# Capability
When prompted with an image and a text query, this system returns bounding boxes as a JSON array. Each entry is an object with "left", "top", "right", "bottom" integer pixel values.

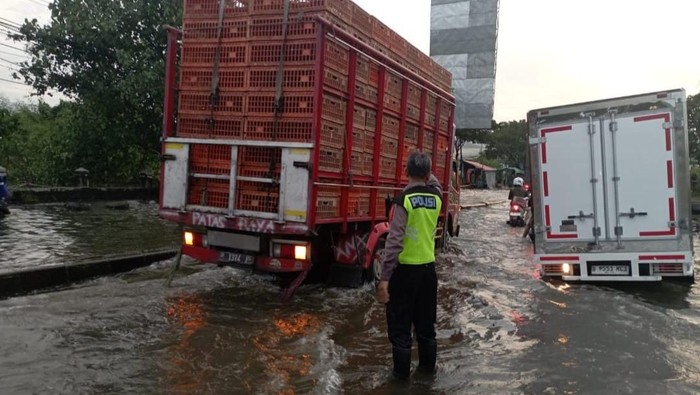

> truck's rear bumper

[
  {"left": 537, "top": 251, "right": 694, "bottom": 281},
  {"left": 182, "top": 245, "right": 312, "bottom": 273}
]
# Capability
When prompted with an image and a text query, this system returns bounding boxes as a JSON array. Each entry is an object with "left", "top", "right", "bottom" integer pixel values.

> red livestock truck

[{"left": 159, "top": 0, "right": 460, "bottom": 296}]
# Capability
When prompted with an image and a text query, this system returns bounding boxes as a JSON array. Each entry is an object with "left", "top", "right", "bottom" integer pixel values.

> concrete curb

[
  {"left": 9, "top": 186, "right": 159, "bottom": 205},
  {"left": 0, "top": 249, "right": 177, "bottom": 299}
]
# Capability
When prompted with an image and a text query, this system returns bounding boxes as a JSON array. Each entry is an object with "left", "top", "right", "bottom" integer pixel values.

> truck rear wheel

[
  {"left": 364, "top": 237, "right": 386, "bottom": 286},
  {"left": 436, "top": 220, "right": 450, "bottom": 251}
]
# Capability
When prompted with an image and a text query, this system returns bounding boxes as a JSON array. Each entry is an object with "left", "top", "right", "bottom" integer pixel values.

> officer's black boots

[
  {"left": 391, "top": 346, "right": 412, "bottom": 380},
  {"left": 417, "top": 340, "right": 437, "bottom": 374}
]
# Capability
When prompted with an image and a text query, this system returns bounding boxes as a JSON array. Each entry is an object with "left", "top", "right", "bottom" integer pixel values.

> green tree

[
  {"left": 11, "top": 0, "right": 181, "bottom": 184},
  {"left": 0, "top": 99, "right": 77, "bottom": 185},
  {"left": 688, "top": 92, "right": 700, "bottom": 166},
  {"left": 0, "top": 98, "right": 20, "bottom": 142},
  {"left": 455, "top": 121, "right": 495, "bottom": 146},
  {"left": 482, "top": 120, "right": 528, "bottom": 168},
  {"left": 454, "top": 121, "right": 496, "bottom": 164}
]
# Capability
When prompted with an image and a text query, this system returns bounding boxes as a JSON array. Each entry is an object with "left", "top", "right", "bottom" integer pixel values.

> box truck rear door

[
  {"left": 538, "top": 120, "right": 605, "bottom": 241},
  {"left": 605, "top": 112, "right": 677, "bottom": 239}
]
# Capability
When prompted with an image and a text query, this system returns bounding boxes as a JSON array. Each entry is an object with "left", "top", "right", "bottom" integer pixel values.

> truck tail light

[
  {"left": 272, "top": 241, "right": 310, "bottom": 260},
  {"left": 184, "top": 231, "right": 204, "bottom": 247},
  {"left": 294, "top": 245, "right": 308, "bottom": 260},
  {"left": 562, "top": 263, "right": 571, "bottom": 274}
]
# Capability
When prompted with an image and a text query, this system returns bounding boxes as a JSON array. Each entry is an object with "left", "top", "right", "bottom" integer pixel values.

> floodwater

[
  {"left": 0, "top": 191, "right": 699, "bottom": 394},
  {"left": 0, "top": 200, "right": 179, "bottom": 273}
]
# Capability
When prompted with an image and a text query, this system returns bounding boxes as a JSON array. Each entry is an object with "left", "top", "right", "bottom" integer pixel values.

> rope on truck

[
  {"left": 264, "top": 0, "right": 291, "bottom": 213},
  {"left": 268, "top": 0, "right": 291, "bottom": 170},
  {"left": 199, "top": 0, "right": 228, "bottom": 206}
]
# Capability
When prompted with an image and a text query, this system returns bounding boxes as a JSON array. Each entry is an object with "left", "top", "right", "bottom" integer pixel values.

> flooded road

[
  {"left": 0, "top": 201, "right": 179, "bottom": 273},
  {"left": 0, "top": 191, "right": 699, "bottom": 394}
]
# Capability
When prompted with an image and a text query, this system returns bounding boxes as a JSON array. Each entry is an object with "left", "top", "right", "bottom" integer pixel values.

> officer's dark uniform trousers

[{"left": 387, "top": 262, "right": 438, "bottom": 368}]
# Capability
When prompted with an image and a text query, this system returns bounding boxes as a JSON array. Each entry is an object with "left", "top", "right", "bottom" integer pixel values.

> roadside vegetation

[{"left": 0, "top": 0, "right": 181, "bottom": 186}]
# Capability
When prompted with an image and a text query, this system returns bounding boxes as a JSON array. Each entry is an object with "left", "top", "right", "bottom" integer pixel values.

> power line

[
  {"left": 0, "top": 29, "right": 19, "bottom": 37},
  {"left": 0, "top": 63, "right": 19, "bottom": 72},
  {"left": 0, "top": 22, "right": 20, "bottom": 32},
  {"left": 0, "top": 17, "right": 21, "bottom": 28},
  {"left": 0, "top": 50, "right": 27, "bottom": 58},
  {"left": 0, "top": 77, "right": 59, "bottom": 95},
  {"left": 0, "top": 57, "right": 20, "bottom": 66},
  {"left": 0, "top": 77, "right": 25, "bottom": 86},
  {"left": 0, "top": 42, "right": 27, "bottom": 53},
  {"left": 26, "top": 0, "right": 50, "bottom": 7}
]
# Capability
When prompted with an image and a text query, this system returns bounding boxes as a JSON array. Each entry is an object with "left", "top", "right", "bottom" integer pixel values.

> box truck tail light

[
  {"left": 272, "top": 242, "right": 310, "bottom": 260},
  {"left": 653, "top": 263, "right": 683, "bottom": 274},
  {"left": 542, "top": 263, "right": 579, "bottom": 275},
  {"left": 542, "top": 264, "right": 563, "bottom": 274}
]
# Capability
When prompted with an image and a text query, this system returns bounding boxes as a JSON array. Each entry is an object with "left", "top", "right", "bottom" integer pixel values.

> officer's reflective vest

[{"left": 394, "top": 185, "right": 443, "bottom": 265}]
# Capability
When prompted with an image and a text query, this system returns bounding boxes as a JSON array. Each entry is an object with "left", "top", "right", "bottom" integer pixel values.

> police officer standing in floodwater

[{"left": 376, "top": 152, "right": 443, "bottom": 380}]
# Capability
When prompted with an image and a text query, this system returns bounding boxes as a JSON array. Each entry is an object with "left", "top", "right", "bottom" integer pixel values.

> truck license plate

[
  {"left": 591, "top": 265, "right": 629, "bottom": 275},
  {"left": 219, "top": 251, "right": 255, "bottom": 265}
]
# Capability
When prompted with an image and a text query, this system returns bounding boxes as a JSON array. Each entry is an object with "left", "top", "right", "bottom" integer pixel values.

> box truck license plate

[
  {"left": 219, "top": 251, "right": 254, "bottom": 265},
  {"left": 591, "top": 265, "right": 629, "bottom": 275}
]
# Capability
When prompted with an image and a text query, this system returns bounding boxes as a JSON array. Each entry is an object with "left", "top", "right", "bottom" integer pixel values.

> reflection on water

[
  {"left": 163, "top": 292, "right": 208, "bottom": 395},
  {"left": 152, "top": 278, "right": 349, "bottom": 395},
  {"left": 0, "top": 201, "right": 179, "bottom": 273},
  {"left": 251, "top": 312, "right": 321, "bottom": 394}
]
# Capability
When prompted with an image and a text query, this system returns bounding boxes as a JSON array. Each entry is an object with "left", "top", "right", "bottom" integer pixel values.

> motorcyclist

[
  {"left": 508, "top": 177, "right": 528, "bottom": 201},
  {"left": 506, "top": 177, "right": 529, "bottom": 227}
]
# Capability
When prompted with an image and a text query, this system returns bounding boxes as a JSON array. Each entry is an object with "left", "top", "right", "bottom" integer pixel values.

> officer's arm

[{"left": 427, "top": 173, "right": 442, "bottom": 195}]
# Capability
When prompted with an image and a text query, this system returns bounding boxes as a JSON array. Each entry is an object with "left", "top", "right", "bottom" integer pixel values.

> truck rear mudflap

[{"left": 537, "top": 251, "right": 694, "bottom": 281}]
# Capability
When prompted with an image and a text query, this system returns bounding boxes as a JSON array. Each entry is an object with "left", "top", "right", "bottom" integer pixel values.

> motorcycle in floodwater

[{"left": 506, "top": 196, "right": 529, "bottom": 227}]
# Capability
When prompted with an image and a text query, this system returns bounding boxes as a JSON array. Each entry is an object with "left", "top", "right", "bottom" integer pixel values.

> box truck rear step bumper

[
  {"left": 538, "top": 252, "right": 693, "bottom": 281},
  {"left": 562, "top": 275, "right": 662, "bottom": 282}
]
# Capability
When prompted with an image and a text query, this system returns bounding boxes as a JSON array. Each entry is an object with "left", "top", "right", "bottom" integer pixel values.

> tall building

[{"left": 430, "top": 0, "right": 499, "bottom": 130}]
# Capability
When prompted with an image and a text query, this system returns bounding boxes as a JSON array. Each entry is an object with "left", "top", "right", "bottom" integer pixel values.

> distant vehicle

[
  {"left": 0, "top": 166, "right": 10, "bottom": 216},
  {"left": 527, "top": 89, "right": 694, "bottom": 282},
  {"left": 157, "top": 1, "right": 460, "bottom": 295}
]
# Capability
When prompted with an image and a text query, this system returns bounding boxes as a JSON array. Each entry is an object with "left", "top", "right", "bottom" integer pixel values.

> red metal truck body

[{"left": 159, "top": 0, "right": 459, "bottom": 287}]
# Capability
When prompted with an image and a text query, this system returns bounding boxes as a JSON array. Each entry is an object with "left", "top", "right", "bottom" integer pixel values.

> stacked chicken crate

[{"left": 177, "top": 0, "right": 454, "bottom": 221}]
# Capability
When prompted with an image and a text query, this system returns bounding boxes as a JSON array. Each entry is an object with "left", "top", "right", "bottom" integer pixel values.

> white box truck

[{"left": 527, "top": 89, "right": 694, "bottom": 282}]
